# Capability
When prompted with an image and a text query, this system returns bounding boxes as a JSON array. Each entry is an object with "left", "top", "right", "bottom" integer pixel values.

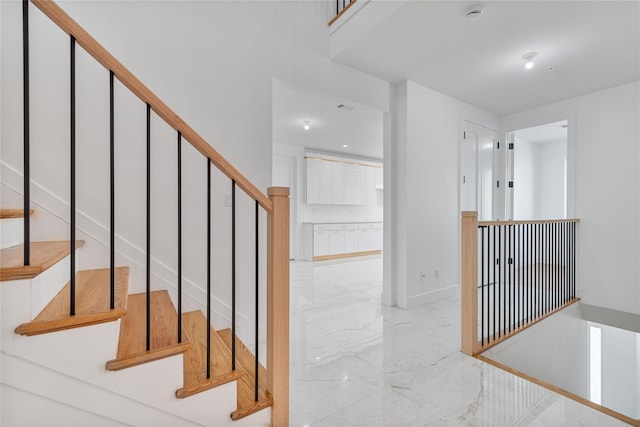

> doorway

[
  {"left": 461, "top": 122, "right": 498, "bottom": 221},
  {"left": 507, "top": 120, "right": 568, "bottom": 220}
]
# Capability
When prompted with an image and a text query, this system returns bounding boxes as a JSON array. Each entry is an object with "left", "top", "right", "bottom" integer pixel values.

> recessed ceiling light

[
  {"left": 343, "top": 144, "right": 349, "bottom": 148},
  {"left": 465, "top": 4, "right": 484, "bottom": 19},
  {"left": 522, "top": 52, "right": 537, "bottom": 70},
  {"left": 303, "top": 120, "right": 310, "bottom": 130}
]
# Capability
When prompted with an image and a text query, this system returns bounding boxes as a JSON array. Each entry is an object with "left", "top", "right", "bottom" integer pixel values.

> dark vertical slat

[
  {"left": 206, "top": 159, "right": 211, "bottom": 379},
  {"left": 177, "top": 132, "right": 182, "bottom": 343},
  {"left": 506, "top": 225, "right": 510, "bottom": 332},
  {"left": 109, "top": 70, "right": 115, "bottom": 310},
  {"left": 254, "top": 200, "right": 259, "bottom": 402},
  {"left": 492, "top": 225, "right": 496, "bottom": 341},
  {"left": 572, "top": 222, "right": 576, "bottom": 298},
  {"left": 231, "top": 180, "right": 236, "bottom": 370},
  {"left": 498, "top": 225, "right": 502, "bottom": 337},
  {"left": 336, "top": 0, "right": 339, "bottom": 16},
  {"left": 146, "top": 103, "right": 151, "bottom": 352},
  {"left": 70, "top": 35, "right": 76, "bottom": 316},
  {"left": 22, "top": 0, "right": 30, "bottom": 266},
  {"left": 480, "top": 227, "right": 484, "bottom": 346}
]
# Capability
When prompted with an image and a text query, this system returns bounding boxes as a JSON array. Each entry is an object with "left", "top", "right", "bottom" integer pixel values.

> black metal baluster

[
  {"left": 506, "top": 225, "right": 510, "bottom": 332},
  {"left": 23, "top": 0, "right": 30, "bottom": 266},
  {"left": 109, "top": 71, "right": 115, "bottom": 310},
  {"left": 146, "top": 103, "right": 151, "bottom": 351},
  {"left": 519, "top": 224, "right": 523, "bottom": 328},
  {"left": 177, "top": 132, "right": 182, "bottom": 343},
  {"left": 572, "top": 222, "right": 576, "bottom": 299},
  {"left": 492, "top": 225, "right": 496, "bottom": 341},
  {"left": 480, "top": 227, "right": 484, "bottom": 346},
  {"left": 206, "top": 159, "right": 211, "bottom": 379},
  {"left": 254, "top": 200, "right": 259, "bottom": 402},
  {"left": 498, "top": 225, "right": 502, "bottom": 337},
  {"left": 232, "top": 180, "right": 236, "bottom": 370},
  {"left": 70, "top": 35, "right": 76, "bottom": 316}
]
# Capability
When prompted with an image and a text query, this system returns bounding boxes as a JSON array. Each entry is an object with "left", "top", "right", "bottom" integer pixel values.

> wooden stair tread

[
  {"left": 0, "top": 208, "right": 34, "bottom": 219},
  {"left": 106, "top": 290, "right": 190, "bottom": 371},
  {"left": 175, "top": 311, "right": 243, "bottom": 398},
  {"left": 218, "top": 328, "right": 272, "bottom": 420},
  {"left": 15, "top": 267, "right": 129, "bottom": 336},
  {"left": 0, "top": 241, "right": 85, "bottom": 281}
]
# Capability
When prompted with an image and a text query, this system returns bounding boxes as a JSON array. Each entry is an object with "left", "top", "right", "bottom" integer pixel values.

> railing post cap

[
  {"left": 268, "top": 187, "right": 290, "bottom": 197},
  {"left": 462, "top": 211, "right": 478, "bottom": 218}
]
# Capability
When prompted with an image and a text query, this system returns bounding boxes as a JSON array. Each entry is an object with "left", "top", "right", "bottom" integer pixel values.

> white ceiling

[
  {"left": 273, "top": 83, "right": 384, "bottom": 159},
  {"left": 333, "top": 1, "right": 640, "bottom": 116},
  {"left": 514, "top": 120, "right": 567, "bottom": 144}
]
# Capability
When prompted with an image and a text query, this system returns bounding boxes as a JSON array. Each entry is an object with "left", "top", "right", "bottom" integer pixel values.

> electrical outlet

[{"left": 420, "top": 272, "right": 426, "bottom": 281}]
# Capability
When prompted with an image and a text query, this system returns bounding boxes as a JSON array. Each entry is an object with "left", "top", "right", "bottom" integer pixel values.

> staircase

[
  {"left": 1, "top": 207, "right": 275, "bottom": 426},
  {"left": 1, "top": 1, "right": 289, "bottom": 426}
]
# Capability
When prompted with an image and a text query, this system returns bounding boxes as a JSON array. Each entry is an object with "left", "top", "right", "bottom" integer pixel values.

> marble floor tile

[{"left": 289, "top": 256, "right": 626, "bottom": 427}]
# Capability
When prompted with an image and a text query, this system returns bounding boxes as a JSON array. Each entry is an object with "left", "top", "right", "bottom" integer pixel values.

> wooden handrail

[
  {"left": 478, "top": 218, "right": 580, "bottom": 226},
  {"left": 328, "top": 0, "right": 357, "bottom": 26},
  {"left": 30, "top": 0, "right": 272, "bottom": 212}
]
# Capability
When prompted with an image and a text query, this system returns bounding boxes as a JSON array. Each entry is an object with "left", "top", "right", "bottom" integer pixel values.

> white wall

[
  {"left": 1, "top": 0, "right": 389, "bottom": 342},
  {"left": 391, "top": 81, "right": 499, "bottom": 308},
  {"left": 502, "top": 81, "right": 640, "bottom": 315}
]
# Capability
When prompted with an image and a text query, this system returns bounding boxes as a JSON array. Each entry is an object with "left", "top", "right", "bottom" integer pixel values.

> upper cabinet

[{"left": 306, "top": 152, "right": 382, "bottom": 205}]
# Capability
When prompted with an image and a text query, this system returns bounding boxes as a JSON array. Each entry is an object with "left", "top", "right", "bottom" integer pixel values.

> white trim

[{"left": 407, "top": 284, "right": 460, "bottom": 309}]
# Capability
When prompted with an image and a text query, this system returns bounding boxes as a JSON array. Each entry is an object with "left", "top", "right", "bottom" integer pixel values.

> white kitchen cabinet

[
  {"left": 313, "top": 225, "right": 331, "bottom": 257},
  {"left": 343, "top": 164, "right": 359, "bottom": 205},
  {"left": 329, "top": 226, "right": 345, "bottom": 254},
  {"left": 332, "top": 162, "right": 344, "bottom": 204},
  {"left": 304, "top": 222, "right": 382, "bottom": 260},
  {"left": 306, "top": 158, "right": 321, "bottom": 204},
  {"left": 345, "top": 227, "right": 359, "bottom": 253},
  {"left": 319, "top": 160, "right": 333, "bottom": 204},
  {"left": 306, "top": 154, "right": 382, "bottom": 206}
]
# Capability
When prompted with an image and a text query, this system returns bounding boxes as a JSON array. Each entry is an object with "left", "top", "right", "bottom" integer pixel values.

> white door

[
  {"left": 273, "top": 154, "right": 296, "bottom": 259},
  {"left": 461, "top": 124, "right": 497, "bottom": 221}
]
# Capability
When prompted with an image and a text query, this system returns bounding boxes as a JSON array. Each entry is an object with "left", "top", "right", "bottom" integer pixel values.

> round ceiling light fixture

[
  {"left": 465, "top": 4, "right": 484, "bottom": 19},
  {"left": 303, "top": 120, "right": 310, "bottom": 130},
  {"left": 522, "top": 52, "right": 537, "bottom": 70}
]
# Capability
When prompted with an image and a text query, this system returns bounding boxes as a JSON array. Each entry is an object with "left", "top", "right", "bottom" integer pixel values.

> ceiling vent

[
  {"left": 465, "top": 4, "right": 484, "bottom": 19},
  {"left": 337, "top": 104, "right": 355, "bottom": 111}
]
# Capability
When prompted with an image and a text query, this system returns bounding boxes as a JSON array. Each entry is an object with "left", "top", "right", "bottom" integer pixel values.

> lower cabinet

[{"left": 304, "top": 222, "right": 382, "bottom": 261}]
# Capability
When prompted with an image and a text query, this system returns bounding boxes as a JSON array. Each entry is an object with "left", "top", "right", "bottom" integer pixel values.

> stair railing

[
  {"left": 21, "top": 1, "right": 289, "bottom": 424},
  {"left": 461, "top": 211, "right": 580, "bottom": 356},
  {"left": 328, "top": 0, "right": 356, "bottom": 26}
]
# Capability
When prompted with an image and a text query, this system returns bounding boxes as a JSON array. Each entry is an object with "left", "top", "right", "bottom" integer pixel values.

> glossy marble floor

[{"left": 289, "top": 256, "right": 627, "bottom": 426}]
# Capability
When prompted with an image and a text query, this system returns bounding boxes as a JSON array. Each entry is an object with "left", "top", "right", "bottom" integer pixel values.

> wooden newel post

[
  {"left": 461, "top": 211, "right": 478, "bottom": 356},
  {"left": 267, "top": 187, "right": 290, "bottom": 427}
]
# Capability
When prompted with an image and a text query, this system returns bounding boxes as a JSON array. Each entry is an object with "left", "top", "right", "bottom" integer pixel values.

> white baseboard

[{"left": 407, "top": 284, "right": 460, "bottom": 309}]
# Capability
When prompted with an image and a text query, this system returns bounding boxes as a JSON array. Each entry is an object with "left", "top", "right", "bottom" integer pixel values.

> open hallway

[{"left": 290, "top": 256, "right": 627, "bottom": 426}]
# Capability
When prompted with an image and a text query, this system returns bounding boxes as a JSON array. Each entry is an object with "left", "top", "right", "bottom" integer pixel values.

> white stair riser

[{"left": 1, "top": 218, "right": 24, "bottom": 250}]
